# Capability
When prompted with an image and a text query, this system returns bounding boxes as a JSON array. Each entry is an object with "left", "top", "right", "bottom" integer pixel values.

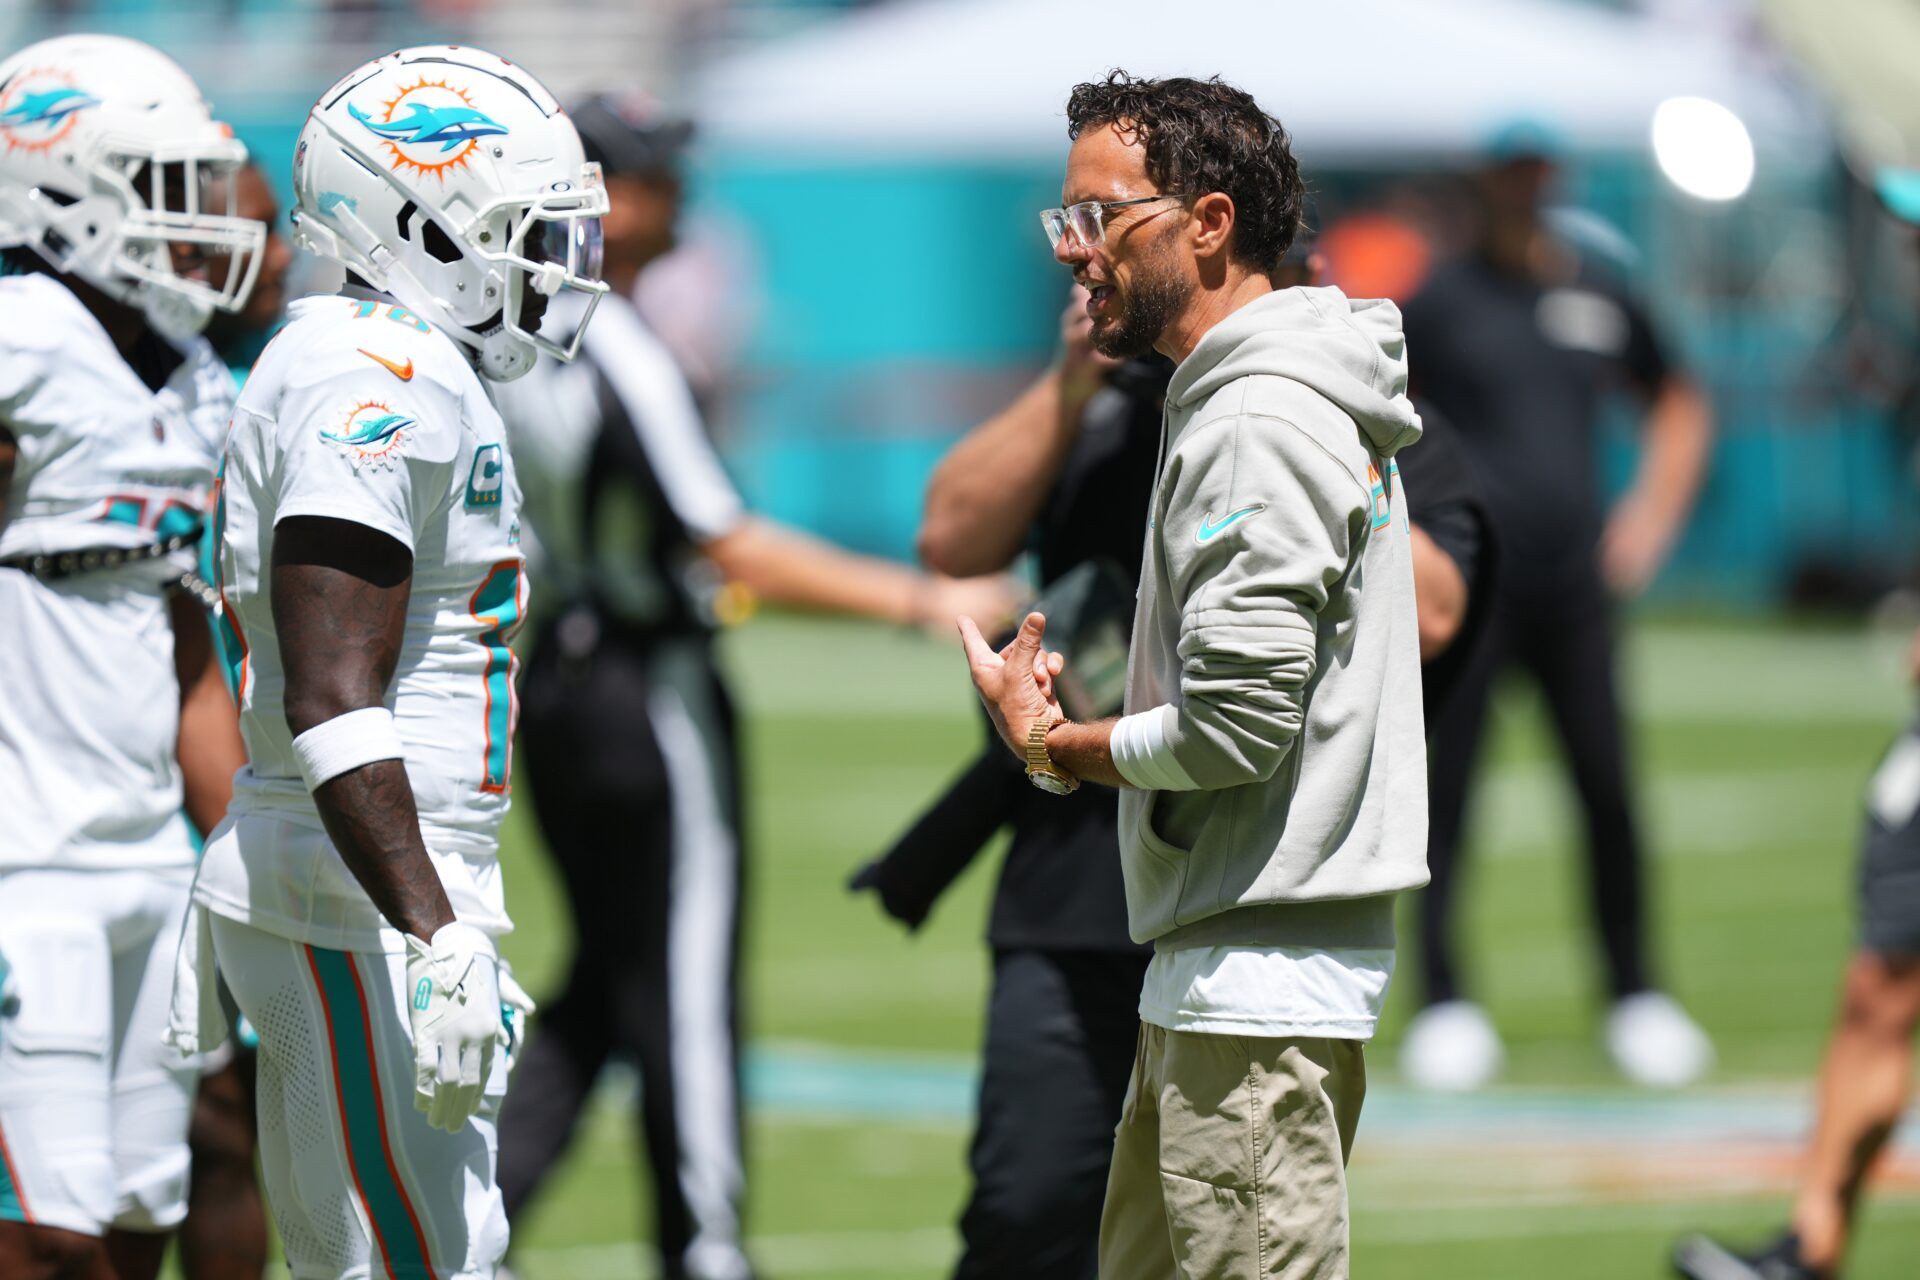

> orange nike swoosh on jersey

[{"left": 357, "top": 348, "right": 414, "bottom": 381}]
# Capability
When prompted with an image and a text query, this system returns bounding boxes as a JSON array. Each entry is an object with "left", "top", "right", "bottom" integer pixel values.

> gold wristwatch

[{"left": 1025, "top": 718, "right": 1078, "bottom": 795}]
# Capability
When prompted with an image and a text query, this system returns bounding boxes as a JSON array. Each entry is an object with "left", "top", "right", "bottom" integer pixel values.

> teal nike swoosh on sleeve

[{"left": 1195, "top": 504, "right": 1267, "bottom": 543}]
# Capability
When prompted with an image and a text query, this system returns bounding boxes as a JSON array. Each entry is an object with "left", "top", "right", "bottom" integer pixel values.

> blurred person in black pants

[
  {"left": 1399, "top": 126, "right": 1716, "bottom": 1092},
  {"left": 488, "top": 97, "right": 1011, "bottom": 1280},
  {"left": 866, "top": 227, "right": 1492, "bottom": 1279}
]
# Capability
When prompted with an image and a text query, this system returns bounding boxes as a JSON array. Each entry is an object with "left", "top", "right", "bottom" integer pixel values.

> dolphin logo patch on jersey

[{"left": 322, "top": 400, "right": 414, "bottom": 470}]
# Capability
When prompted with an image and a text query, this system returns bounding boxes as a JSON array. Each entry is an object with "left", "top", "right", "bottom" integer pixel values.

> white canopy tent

[{"left": 695, "top": 0, "right": 1816, "bottom": 167}]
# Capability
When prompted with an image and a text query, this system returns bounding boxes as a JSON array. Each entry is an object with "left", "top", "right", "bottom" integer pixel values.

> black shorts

[{"left": 1858, "top": 721, "right": 1920, "bottom": 957}]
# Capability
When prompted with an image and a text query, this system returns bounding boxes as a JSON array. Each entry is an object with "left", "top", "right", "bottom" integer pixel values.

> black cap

[{"left": 570, "top": 92, "right": 694, "bottom": 179}]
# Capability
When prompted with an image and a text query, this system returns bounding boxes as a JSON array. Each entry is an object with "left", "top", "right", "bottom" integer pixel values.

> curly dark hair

[{"left": 1066, "top": 71, "right": 1304, "bottom": 277}]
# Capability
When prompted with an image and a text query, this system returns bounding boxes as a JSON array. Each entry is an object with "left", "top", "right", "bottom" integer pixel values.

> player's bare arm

[
  {"left": 272, "top": 513, "right": 455, "bottom": 941},
  {"left": 169, "top": 589, "right": 245, "bottom": 835}
]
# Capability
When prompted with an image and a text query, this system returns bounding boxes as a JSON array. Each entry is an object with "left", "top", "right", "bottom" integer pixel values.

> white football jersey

[
  {"left": 192, "top": 291, "right": 526, "bottom": 947},
  {"left": 0, "top": 273, "right": 232, "bottom": 870}
]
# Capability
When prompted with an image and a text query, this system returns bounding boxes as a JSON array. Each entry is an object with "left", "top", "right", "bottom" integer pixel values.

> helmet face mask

[
  {"left": 110, "top": 147, "right": 266, "bottom": 335},
  {"left": 0, "top": 35, "right": 267, "bottom": 339},
  {"left": 482, "top": 174, "right": 609, "bottom": 368},
  {"left": 291, "top": 46, "right": 609, "bottom": 381}
]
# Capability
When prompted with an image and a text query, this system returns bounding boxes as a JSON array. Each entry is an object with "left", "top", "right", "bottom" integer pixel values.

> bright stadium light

[{"left": 1651, "top": 96, "right": 1755, "bottom": 202}]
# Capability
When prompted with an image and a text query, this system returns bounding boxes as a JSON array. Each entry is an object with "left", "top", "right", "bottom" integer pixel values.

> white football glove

[{"left": 404, "top": 922, "right": 501, "bottom": 1134}]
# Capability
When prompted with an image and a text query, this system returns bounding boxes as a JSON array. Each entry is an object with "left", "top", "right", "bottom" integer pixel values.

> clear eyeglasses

[{"left": 1038, "top": 195, "right": 1184, "bottom": 249}]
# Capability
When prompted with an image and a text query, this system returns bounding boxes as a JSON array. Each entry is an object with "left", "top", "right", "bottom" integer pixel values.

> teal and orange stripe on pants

[
  {"left": 304, "top": 945, "right": 438, "bottom": 1280},
  {"left": 0, "top": 1120, "right": 31, "bottom": 1223}
]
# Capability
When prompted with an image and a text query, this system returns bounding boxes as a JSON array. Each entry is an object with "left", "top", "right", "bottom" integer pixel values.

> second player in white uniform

[
  {"left": 0, "top": 33, "right": 263, "bottom": 1280},
  {"left": 168, "top": 44, "right": 607, "bottom": 1279}
]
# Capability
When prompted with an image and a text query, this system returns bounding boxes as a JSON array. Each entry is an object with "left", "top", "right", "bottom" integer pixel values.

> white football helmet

[
  {"left": 292, "top": 45, "right": 609, "bottom": 382},
  {"left": 0, "top": 33, "right": 265, "bottom": 340}
]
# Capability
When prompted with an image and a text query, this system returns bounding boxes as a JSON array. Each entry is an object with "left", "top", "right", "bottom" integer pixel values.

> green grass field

[
  {"left": 489, "top": 612, "right": 1920, "bottom": 1279},
  {"left": 235, "top": 612, "right": 1920, "bottom": 1278}
]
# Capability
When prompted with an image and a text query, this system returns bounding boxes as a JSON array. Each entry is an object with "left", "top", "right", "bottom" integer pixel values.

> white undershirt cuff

[{"left": 1109, "top": 705, "right": 1199, "bottom": 792}]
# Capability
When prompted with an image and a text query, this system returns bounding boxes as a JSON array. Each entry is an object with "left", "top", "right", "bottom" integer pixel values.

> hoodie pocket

[{"left": 1125, "top": 791, "right": 1191, "bottom": 933}]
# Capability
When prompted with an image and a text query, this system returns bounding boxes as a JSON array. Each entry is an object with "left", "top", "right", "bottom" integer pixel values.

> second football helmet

[{"left": 0, "top": 33, "right": 266, "bottom": 339}]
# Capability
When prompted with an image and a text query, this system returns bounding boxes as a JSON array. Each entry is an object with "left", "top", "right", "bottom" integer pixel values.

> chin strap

[
  {"left": 479, "top": 324, "right": 536, "bottom": 382},
  {"left": 140, "top": 283, "right": 213, "bottom": 341}
]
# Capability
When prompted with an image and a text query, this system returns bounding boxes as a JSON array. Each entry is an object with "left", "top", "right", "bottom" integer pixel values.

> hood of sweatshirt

[{"left": 1165, "top": 285, "right": 1423, "bottom": 457}]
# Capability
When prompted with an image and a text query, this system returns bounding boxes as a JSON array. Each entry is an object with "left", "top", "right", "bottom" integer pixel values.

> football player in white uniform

[
  {"left": 167, "top": 45, "right": 606, "bottom": 1279},
  {"left": 0, "top": 32, "right": 264, "bottom": 1280}
]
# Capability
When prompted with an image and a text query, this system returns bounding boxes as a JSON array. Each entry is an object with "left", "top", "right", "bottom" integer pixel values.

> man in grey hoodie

[{"left": 960, "top": 73, "right": 1426, "bottom": 1277}]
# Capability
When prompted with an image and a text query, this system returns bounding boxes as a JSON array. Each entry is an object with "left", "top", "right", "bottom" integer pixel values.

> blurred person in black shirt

[
  {"left": 1399, "top": 127, "right": 1716, "bottom": 1092},
  {"left": 861, "top": 222, "right": 1492, "bottom": 1279}
]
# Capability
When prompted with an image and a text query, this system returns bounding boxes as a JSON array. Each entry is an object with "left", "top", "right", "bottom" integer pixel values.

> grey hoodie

[{"left": 1109, "top": 285, "right": 1429, "bottom": 952}]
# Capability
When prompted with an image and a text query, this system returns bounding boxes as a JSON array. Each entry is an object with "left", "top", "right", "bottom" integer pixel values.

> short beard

[{"left": 1091, "top": 241, "right": 1190, "bottom": 359}]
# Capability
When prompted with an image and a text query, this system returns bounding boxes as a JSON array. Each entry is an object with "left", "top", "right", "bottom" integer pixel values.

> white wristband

[{"left": 292, "top": 707, "right": 405, "bottom": 790}]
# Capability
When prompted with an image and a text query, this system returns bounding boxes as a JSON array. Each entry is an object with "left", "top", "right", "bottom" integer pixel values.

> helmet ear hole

[
  {"left": 421, "top": 217, "right": 461, "bottom": 265},
  {"left": 393, "top": 200, "right": 462, "bottom": 264}
]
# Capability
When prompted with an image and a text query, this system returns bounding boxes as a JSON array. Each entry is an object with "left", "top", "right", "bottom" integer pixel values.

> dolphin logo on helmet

[
  {"left": 348, "top": 101, "right": 507, "bottom": 153},
  {"left": 0, "top": 86, "right": 99, "bottom": 128}
]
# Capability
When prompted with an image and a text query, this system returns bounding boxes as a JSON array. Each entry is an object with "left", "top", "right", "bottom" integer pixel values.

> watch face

[{"left": 1028, "top": 770, "right": 1074, "bottom": 795}]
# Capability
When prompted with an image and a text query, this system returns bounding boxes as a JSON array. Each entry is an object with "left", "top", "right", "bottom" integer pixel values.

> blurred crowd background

[{"left": 5, "top": 0, "right": 1918, "bottom": 613}]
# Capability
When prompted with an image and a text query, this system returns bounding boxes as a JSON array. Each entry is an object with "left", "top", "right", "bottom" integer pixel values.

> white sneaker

[
  {"left": 1606, "top": 991, "right": 1714, "bottom": 1088},
  {"left": 1399, "top": 1000, "right": 1504, "bottom": 1092}
]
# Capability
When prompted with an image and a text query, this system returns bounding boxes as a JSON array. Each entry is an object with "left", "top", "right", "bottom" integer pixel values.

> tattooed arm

[{"left": 271, "top": 514, "right": 454, "bottom": 940}]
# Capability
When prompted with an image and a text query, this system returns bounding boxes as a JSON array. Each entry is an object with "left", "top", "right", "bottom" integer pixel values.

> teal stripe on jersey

[
  {"left": 470, "top": 562, "right": 522, "bottom": 792},
  {"left": 0, "top": 1123, "right": 29, "bottom": 1223},
  {"left": 306, "top": 947, "right": 438, "bottom": 1279}
]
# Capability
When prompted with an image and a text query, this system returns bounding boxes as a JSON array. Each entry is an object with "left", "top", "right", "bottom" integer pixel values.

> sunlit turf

[
  {"left": 173, "top": 612, "right": 1920, "bottom": 1277},
  {"left": 504, "top": 612, "right": 1920, "bottom": 1278}
]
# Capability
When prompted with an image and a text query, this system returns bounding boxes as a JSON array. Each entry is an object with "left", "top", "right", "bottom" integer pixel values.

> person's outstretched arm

[
  {"left": 917, "top": 287, "right": 1115, "bottom": 576},
  {"left": 703, "top": 516, "right": 1014, "bottom": 632}
]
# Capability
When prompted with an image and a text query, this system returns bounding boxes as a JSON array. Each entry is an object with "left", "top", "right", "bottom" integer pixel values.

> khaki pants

[{"left": 1098, "top": 1024, "right": 1366, "bottom": 1280}]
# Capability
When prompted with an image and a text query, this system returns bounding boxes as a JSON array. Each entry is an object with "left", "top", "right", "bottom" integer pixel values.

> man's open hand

[{"left": 958, "top": 611, "right": 1067, "bottom": 759}]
